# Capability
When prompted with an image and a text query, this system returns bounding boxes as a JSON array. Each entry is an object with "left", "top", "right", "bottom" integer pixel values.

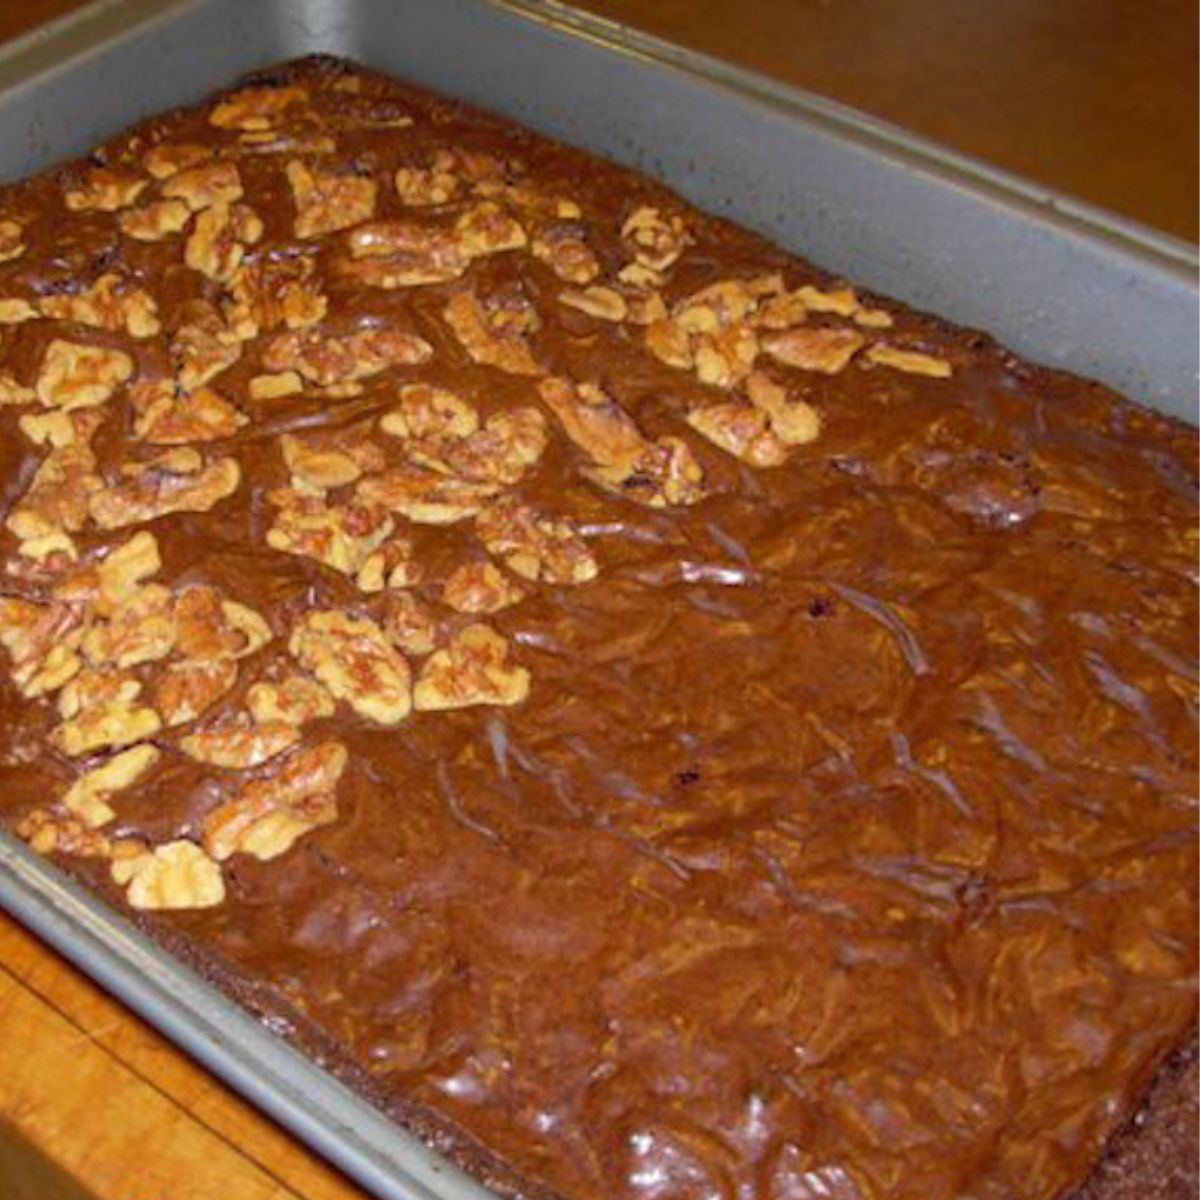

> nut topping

[
  {"left": 61, "top": 744, "right": 161, "bottom": 829},
  {"left": 865, "top": 344, "right": 953, "bottom": 378},
  {"left": 130, "top": 380, "right": 247, "bottom": 445},
  {"left": 280, "top": 431, "right": 382, "bottom": 491},
  {"left": 762, "top": 326, "right": 865, "bottom": 374},
  {"left": 246, "top": 674, "right": 335, "bottom": 726},
  {"left": 289, "top": 610, "right": 411, "bottom": 725},
  {"left": 65, "top": 167, "right": 147, "bottom": 213},
  {"left": 119, "top": 197, "right": 194, "bottom": 246},
  {"left": 185, "top": 201, "right": 264, "bottom": 282},
  {"left": 262, "top": 327, "right": 432, "bottom": 387},
  {"left": 532, "top": 225, "right": 600, "bottom": 284},
  {"left": 343, "top": 219, "right": 470, "bottom": 288},
  {"left": 454, "top": 202, "right": 527, "bottom": 257},
  {"left": 0, "top": 298, "right": 38, "bottom": 324},
  {"left": 394, "top": 153, "right": 461, "bottom": 207},
  {"left": 161, "top": 161, "right": 243, "bottom": 211},
  {"left": 143, "top": 142, "right": 213, "bottom": 180},
  {"left": 181, "top": 716, "right": 300, "bottom": 769},
  {"left": 81, "top": 582, "right": 175, "bottom": 669},
  {"left": 476, "top": 497, "right": 598, "bottom": 585},
  {"left": 174, "top": 585, "right": 270, "bottom": 661},
  {"left": 744, "top": 370, "right": 821, "bottom": 446},
  {"left": 442, "top": 561, "right": 526, "bottom": 614},
  {"left": 154, "top": 656, "right": 238, "bottom": 727},
  {"left": 112, "top": 839, "right": 225, "bottom": 910},
  {"left": 356, "top": 464, "right": 501, "bottom": 525},
  {"left": 686, "top": 400, "right": 789, "bottom": 468},
  {"left": 380, "top": 384, "right": 478, "bottom": 441},
  {"left": 224, "top": 254, "right": 327, "bottom": 335},
  {"left": 560, "top": 286, "right": 628, "bottom": 323},
  {"left": 202, "top": 741, "right": 346, "bottom": 863},
  {"left": 51, "top": 668, "right": 161, "bottom": 757},
  {"left": 443, "top": 290, "right": 540, "bottom": 376},
  {"left": 413, "top": 623, "right": 529, "bottom": 711},
  {"left": 287, "top": 160, "right": 377, "bottom": 239},
  {"left": 0, "top": 597, "right": 84, "bottom": 698},
  {"left": 171, "top": 301, "right": 243, "bottom": 389},
  {"left": 383, "top": 591, "right": 439, "bottom": 657},
  {"left": 267, "top": 487, "right": 395, "bottom": 578},
  {"left": 18, "top": 809, "right": 120, "bottom": 859},
  {"left": 39, "top": 273, "right": 161, "bottom": 339},
  {"left": 0, "top": 218, "right": 25, "bottom": 262},
  {"left": 621, "top": 205, "right": 689, "bottom": 272},
  {"left": 406, "top": 406, "right": 548, "bottom": 487},
  {"left": 210, "top": 85, "right": 309, "bottom": 131},
  {"left": 90, "top": 450, "right": 241, "bottom": 530},
  {"left": 36, "top": 340, "right": 133, "bottom": 411}
]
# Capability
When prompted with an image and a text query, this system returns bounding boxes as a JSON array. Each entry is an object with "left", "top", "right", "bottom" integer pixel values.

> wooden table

[{"left": 1, "top": 1, "right": 1196, "bottom": 1197}]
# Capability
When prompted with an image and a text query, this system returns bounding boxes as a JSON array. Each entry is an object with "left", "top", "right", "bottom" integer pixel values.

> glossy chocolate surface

[{"left": 0, "top": 57, "right": 1195, "bottom": 1200}]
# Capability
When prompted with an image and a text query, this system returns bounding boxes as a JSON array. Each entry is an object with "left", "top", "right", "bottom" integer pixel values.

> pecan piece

[
  {"left": 413, "top": 624, "right": 529, "bottom": 711},
  {"left": 686, "top": 400, "right": 788, "bottom": 469},
  {"left": 246, "top": 674, "right": 335, "bottom": 726},
  {"left": 476, "top": 498, "right": 598, "bottom": 585},
  {"left": 0, "top": 218, "right": 26, "bottom": 262},
  {"left": 865, "top": 344, "right": 953, "bottom": 378},
  {"left": 65, "top": 167, "right": 147, "bottom": 213},
  {"left": 161, "top": 161, "right": 243, "bottom": 211},
  {"left": 454, "top": 201, "right": 527, "bottom": 257},
  {"left": 621, "top": 205, "right": 689, "bottom": 272},
  {"left": 39, "top": 273, "right": 160, "bottom": 339},
  {"left": 267, "top": 488, "right": 395, "bottom": 578},
  {"left": 52, "top": 668, "right": 161, "bottom": 757},
  {"left": 560, "top": 285, "right": 627, "bottom": 322},
  {"left": 380, "top": 384, "right": 479, "bottom": 441},
  {"left": 262, "top": 327, "right": 432, "bottom": 387},
  {"left": 383, "top": 591, "right": 438, "bottom": 657},
  {"left": 356, "top": 464, "right": 501, "bottom": 525},
  {"left": 90, "top": 449, "right": 241, "bottom": 530},
  {"left": 181, "top": 716, "right": 300, "bottom": 769},
  {"left": 210, "top": 85, "right": 309, "bottom": 131},
  {"left": 202, "top": 741, "right": 346, "bottom": 862},
  {"left": 184, "top": 202, "right": 264, "bottom": 282},
  {"left": 762, "top": 326, "right": 865, "bottom": 374},
  {"left": 532, "top": 224, "right": 599, "bottom": 284},
  {"left": 342, "top": 219, "right": 470, "bottom": 288},
  {"left": 744, "top": 370, "right": 821, "bottom": 446},
  {"left": 154, "top": 656, "right": 238, "bottom": 727},
  {"left": 223, "top": 254, "right": 327, "bottom": 336},
  {"left": 130, "top": 380, "right": 246, "bottom": 444},
  {"left": 287, "top": 160, "right": 377, "bottom": 239},
  {"left": 36, "top": 340, "right": 133, "bottom": 411},
  {"left": 171, "top": 301, "right": 243, "bottom": 389},
  {"left": 81, "top": 582, "right": 176, "bottom": 669},
  {"left": 143, "top": 142, "right": 213, "bottom": 180},
  {"left": 0, "top": 597, "right": 84, "bottom": 698},
  {"left": 112, "top": 840, "right": 225, "bottom": 910},
  {"left": 443, "top": 290, "right": 540, "bottom": 376},
  {"left": 289, "top": 610, "right": 411, "bottom": 725},
  {"left": 394, "top": 153, "right": 461, "bottom": 207},
  {"left": 442, "top": 561, "right": 525, "bottom": 614},
  {"left": 62, "top": 744, "right": 161, "bottom": 829}
]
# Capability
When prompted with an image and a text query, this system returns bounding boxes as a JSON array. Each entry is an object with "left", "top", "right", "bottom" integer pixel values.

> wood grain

[{"left": 0, "top": 1, "right": 1194, "bottom": 1198}]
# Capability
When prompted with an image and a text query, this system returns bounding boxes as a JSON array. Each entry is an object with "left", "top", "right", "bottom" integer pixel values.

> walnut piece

[
  {"left": 476, "top": 498, "right": 598, "bottom": 585},
  {"left": 54, "top": 530, "right": 162, "bottom": 617},
  {"left": 762, "top": 326, "right": 865, "bottom": 374},
  {"left": 289, "top": 610, "right": 412, "bottom": 725},
  {"left": 267, "top": 488, "right": 395, "bottom": 578},
  {"left": 0, "top": 298, "right": 38, "bottom": 324},
  {"left": 246, "top": 674, "right": 335, "bottom": 726},
  {"left": 181, "top": 716, "right": 300, "bottom": 769},
  {"left": 287, "top": 160, "right": 377, "bottom": 238},
  {"left": 112, "top": 840, "right": 225, "bottom": 910},
  {"left": 154, "top": 656, "right": 238, "bottom": 727},
  {"left": 62, "top": 744, "right": 160, "bottom": 828},
  {"left": 621, "top": 205, "right": 688, "bottom": 272},
  {"left": 39, "top": 273, "right": 160, "bottom": 339},
  {"left": 442, "top": 561, "right": 526, "bottom": 614},
  {"left": 686, "top": 401, "right": 788, "bottom": 469},
  {"left": 865, "top": 344, "right": 953, "bottom": 378},
  {"left": 202, "top": 741, "right": 346, "bottom": 863},
  {"left": 6, "top": 436, "right": 101, "bottom": 546},
  {"left": 185, "top": 202, "right": 264, "bottom": 282},
  {"left": 262, "top": 327, "right": 432, "bottom": 387},
  {"left": 560, "top": 285, "right": 628, "bottom": 323},
  {"left": 161, "top": 161, "right": 243, "bottom": 211},
  {"left": 130, "top": 380, "right": 247, "bottom": 444},
  {"left": 143, "top": 142, "right": 213, "bottom": 180},
  {"left": 36, "top": 340, "right": 133, "bottom": 410},
  {"left": 443, "top": 290, "right": 540, "bottom": 376},
  {"left": 0, "top": 597, "right": 84, "bottom": 698},
  {"left": 65, "top": 167, "right": 147, "bottom": 213},
  {"left": 224, "top": 254, "right": 327, "bottom": 336},
  {"left": 356, "top": 464, "right": 501, "bottom": 525},
  {"left": 380, "top": 384, "right": 478, "bottom": 441},
  {"left": 173, "top": 585, "right": 271, "bottom": 661},
  {"left": 18, "top": 809, "right": 119, "bottom": 859},
  {"left": 413, "top": 624, "right": 529, "bottom": 711},
  {"left": 0, "top": 218, "right": 26, "bottom": 262},
  {"left": 52, "top": 668, "right": 162, "bottom": 757},
  {"left": 744, "top": 370, "right": 821, "bottom": 446},
  {"left": 81, "top": 583, "right": 176, "bottom": 670},
  {"left": 404, "top": 406, "right": 548, "bottom": 487},
  {"left": 383, "top": 591, "right": 439, "bottom": 657},
  {"left": 280, "top": 430, "right": 384, "bottom": 491},
  {"left": 532, "top": 224, "right": 599, "bottom": 284},
  {"left": 248, "top": 371, "right": 303, "bottom": 401},
  {"left": 171, "top": 302, "right": 243, "bottom": 389},
  {"left": 210, "top": 85, "right": 309, "bottom": 131},
  {"left": 343, "top": 219, "right": 471, "bottom": 288},
  {"left": 90, "top": 449, "right": 241, "bottom": 530}
]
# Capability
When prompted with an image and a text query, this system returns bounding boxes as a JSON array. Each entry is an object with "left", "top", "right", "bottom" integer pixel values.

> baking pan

[{"left": 0, "top": 2, "right": 1195, "bottom": 1198}]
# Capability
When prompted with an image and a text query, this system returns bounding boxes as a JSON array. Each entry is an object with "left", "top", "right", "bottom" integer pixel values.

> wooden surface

[{"left": 0, "top": 1, "right": 1196, "bottom": 1198}]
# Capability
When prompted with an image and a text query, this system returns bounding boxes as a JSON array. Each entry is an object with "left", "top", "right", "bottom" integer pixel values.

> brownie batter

[{"left": 0, "top": 57, "right": 1194, "bottom": 1200}]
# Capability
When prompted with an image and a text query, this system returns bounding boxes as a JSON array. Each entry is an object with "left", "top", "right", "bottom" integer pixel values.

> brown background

[{"left": 0, "top": 1, "right": 1196, "bottom": 1197}]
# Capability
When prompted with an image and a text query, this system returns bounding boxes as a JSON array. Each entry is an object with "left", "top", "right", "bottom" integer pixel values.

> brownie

[{"left": 0, "top": 55, "right": 1194, "bottom": 1200}]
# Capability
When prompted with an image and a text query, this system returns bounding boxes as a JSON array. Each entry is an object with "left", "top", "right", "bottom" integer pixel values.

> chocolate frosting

[{"left": 0, "top": 56, "right": 1195, "bottom": 1200}]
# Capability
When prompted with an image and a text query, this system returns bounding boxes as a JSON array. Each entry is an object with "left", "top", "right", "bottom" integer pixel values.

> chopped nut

[
  {"left": 90, "top": 449, "right": 240, "bottom": 530},
  {"left": 854, "top": 307, "right": 893, "bottom": 330},
  {"left": 621, "top": 205, "right": 688, "bottom": 272},
  {"left": 39, "top": 273, "right": 160, "bottom": 339},
  {"left": 676, "top": 276, "right": 783, "bottom": 331},
  {"left": 287, "top": 160, "right": 377, "bottom": 238},
  {"left": 62, "top": 743, "right": 161, "bottom": 828},
  {"left": 407, "top": 406, "right": 548, "bottom": 487},
  {"left": 0, "top": 373, "right": 35, "bottom": 405},
  {"left": 342, "top": 219, "right": 470, "bottom": 288},
  {"left": 618, "top": 262, "right": 665, "bottom": 290},
  {"left": 693, "top": 324, "right": 759, "bottom": 388},
  {"left": 532, "top": 224, "right": 599, "bottom": 284},
  {"left": 223, "top": 254, "right": 327, "bottom": 335},
  {"left": 154, "top": 656, "right": 238, "bottom": 726},
  {"left": 181, "top": 716, "right": 299, "bottom": 769},
  {"left": 442, "top": 560, "right": 525, "bottom": 613},
  {"left": 171, "top": 301, "right": 243, "bottom": 389},
  {"left": 6, "top": 439, "right": 101, "bottom": 544},
  {"left": 237, "top": 128, "right": 336, "bottom": 156},
  {"left": 267, "top": 487, "right": 395, "bottom": 577},
  {"left": 413, "top": 623, "right": 529, "bottom": 711},
  {"left": 52, "top": 668, "right": 161, "bottom": 757},
  {"left": 476, "top": 498, "right": 598, "bottom": 585},
  {"left": 0, "top": 218, "right": 26, "bottom": 262},
  {"left": 54, "top": 530, "right": 162, "bottom": 617},
  {"left": 184, "top": 201, "right": 263, "bottom": 282},
  {"left": 796, "top": 284, "right": 859, "bottom": 317},
  {"left": 36, "top": 340, "right": 133, "bottom": 410},
  {"left": 356, "top": 464, "right": 501, "bottom": 525},
  {"left": 289, "top": 610, "right": 411, "bottom": 725},
  {"left": 130, "top": 379, "right": 247, "bottom": 444},
  {"left": 762, "top": 326, "right": 865, "bottom": 374},
  {"left": 143, "top": 142, "right": 213, "bottom": 180},
  {"left": 161, "top": 161, "right": 243, "bottom": 211},
  {"left": 173, "top": 585, "right": 270, "bottom": 660},
  {"left": 210, "top": 84, "right": 309, "bottom": 131},
  {"left": 249, "top": 371, "right": 303, "bottom": 400},
  {"left": 394, "top": 157, "right": 461, "bottom": 207},
  {"left": 686, "top": 400, "right": 788, "bottom": 468},
  {"left": 454, "top": 201, "right": 527, "bottom": 257},
  {"left": 645, "top": 317, "right": 694, "bottom": 370},
  {"left": 246, "top": 673, "right": 335, "bottom": 726},
  {"left": 280, "top": 431, "right": 376, "bottom": 490},
  {"left": 443, "top": 290, "right": 540, "bottom": 376},
  {"left": 112, "top": 839, "right": 225, "bottom": 910},
  {"left": 262, "top": 327, "right": 432, "bottom": 387},
  {"left": 17, "top": 808, "right": 116, "bottom": 858},
  {"left": 383, "top": 591, "right": 438, "bottom": 656},
  {"left": 865, "top": 344, "right": 953, "bottom": 378},
  {"left": 0, "top": 298, "right": 38, "bottom": 323},
  {"left": 560, "top": 285, "right": 627, "bottom": 322},
  {"left": 744, "top": 370, "right": 821, "bottom": 446},
  {"left": 0, "top": 597, "right": 85, "bottom": 698},
  {"left": 754, "top": 291, "right": 811, "bottom": 331},
  {"left": 81, "top": 582, "right": 176, "bottom": 669},
  {"left": 355, "top": 535, "right": 419, "bottom": 592},
  {"left": 202, "top": 741, "right": 346, "bottom": 862},
  {"left": 381, "top": 386, "right": 478, "bottom": 448},
  {"left": 65, "top": 167, "right": 147, "bottom": 213}
]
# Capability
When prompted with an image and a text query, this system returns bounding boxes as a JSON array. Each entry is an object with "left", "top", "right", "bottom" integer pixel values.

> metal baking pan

[{"left": 0, "top": 2, "right": 1195, "bottom": 1199}]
